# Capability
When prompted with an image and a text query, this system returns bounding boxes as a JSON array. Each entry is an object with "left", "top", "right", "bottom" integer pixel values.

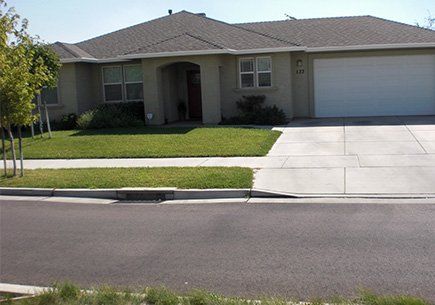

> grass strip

[{"left": 0, "top": 167, "right": 253, "bottom": 189}]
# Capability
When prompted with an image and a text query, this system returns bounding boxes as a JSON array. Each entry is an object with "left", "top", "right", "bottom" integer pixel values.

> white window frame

[
  {"left": 123, "top": 64, "right": 144, "bottom": 102},
  {"left": 102, "top": 65, "right": 124, "bottom": 103},
  {"left": 239, "top": 56, "right": 273, "bottom": 88},
  {"left": 239, "top": 58, "right": 255, "bottom": 88},
  {"left": 256, "top": 56, "right": 272, "bottom": 88}
]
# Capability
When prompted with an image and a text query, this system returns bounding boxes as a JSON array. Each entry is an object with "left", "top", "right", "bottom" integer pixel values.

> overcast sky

[{"left": 7, "top": 0, "right": 435, "bottom": 43}]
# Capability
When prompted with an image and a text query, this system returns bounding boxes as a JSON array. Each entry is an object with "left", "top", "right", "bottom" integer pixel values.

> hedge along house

[{"left": 49, "top": 11, "right": 435, "bottom": 125}]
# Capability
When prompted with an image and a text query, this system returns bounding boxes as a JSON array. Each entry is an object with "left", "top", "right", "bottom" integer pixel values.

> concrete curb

[
  {"left": 0, "top": 187, "right": 251, "bottom": 201},
  {"left": 1, "top": 187, "right": 435, "bottom": 202},
  {"left": 0, "top": 283, "right": 48, "bottom": 295}
]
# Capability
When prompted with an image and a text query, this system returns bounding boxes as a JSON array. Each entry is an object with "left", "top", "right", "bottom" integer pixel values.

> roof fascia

[{"left": 59, "top": 43, "right": 435, "bottom": 63}]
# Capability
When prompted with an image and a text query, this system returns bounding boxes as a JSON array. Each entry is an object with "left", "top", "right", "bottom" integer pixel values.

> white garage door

[{"left": 313, "top": 55, "right": 435, "bottom": 117}]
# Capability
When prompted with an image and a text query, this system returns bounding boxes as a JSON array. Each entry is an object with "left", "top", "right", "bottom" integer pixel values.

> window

[
  {"left": 102, "top": 66, "right": 123, "bottom": 102},
  {"left": 239, "top": 57, "right": 272, "bottom": 88},
  {"left": 102, "top": 65, "right": 143, "bottom": 102},
  {"left": 239, "top": 58, "right": 255, "bottom": 88},
  {"left": 257, "top": 57, "right": 272, "bottom": 87},
  {"left": 41, "top": 87, "right": 59, "bottom": 105},
  {"left": 124, "top": 65, "right": 143, "bottom": 101}
]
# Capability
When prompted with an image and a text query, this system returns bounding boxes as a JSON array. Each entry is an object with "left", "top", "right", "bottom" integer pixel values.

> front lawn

[
  {"left": 0, "top": 167, "right": 253, "bottom": 189},
  {"left": 11, "top": 127, "right": 280, "bottom": 159}
]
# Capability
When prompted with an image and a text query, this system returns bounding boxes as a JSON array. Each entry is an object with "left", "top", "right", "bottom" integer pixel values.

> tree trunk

[
  {"left": 37, "top": 94, "right": 44, "bottom": 138},
  {"left": 43, "top": 100, "right": 52, "bottom": 139},
  {"left": 18, "top": 126, "right": 24, "bottom": 177},
  {"left": 1, "top": 127, "right": 6, "bottom": 177},
  {"left": 7, "top": 126, "right": 17, "bottom": 177}
]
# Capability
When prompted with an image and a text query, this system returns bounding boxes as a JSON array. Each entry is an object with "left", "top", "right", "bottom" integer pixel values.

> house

[{"left": 47, "top": 11, "right": 435, "bottom": 124}]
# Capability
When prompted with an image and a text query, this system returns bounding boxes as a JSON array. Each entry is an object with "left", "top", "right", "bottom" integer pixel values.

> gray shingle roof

[
  {"left": 236, "top": 16, "right": 435, "bottom": 47},
  {"left": 68, "top": 11, "right": 293, "bottom": 59},
  {"left": 52, "top": 42, "right": 94, "bottom": 59},
  {"left": 53, "top": 12, "right": 435, "bottom": 60},
  {"left": 124, "top": 33, "right": 224, "bottom": 54}
]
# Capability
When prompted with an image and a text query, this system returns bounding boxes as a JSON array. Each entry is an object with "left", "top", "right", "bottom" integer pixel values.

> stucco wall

[
  {"left": 75, "top": 63, "right": 98, "bottom": 113},
  {"left": 161, "top": 64, "right": 178, "bottom": 123},
  {"left": 220, "top": 52, "right": 294, "bottom": 121},
  {"left": 49, "top": 63, "right": 98, "bottom": 121},
  {"left": 48, "top": 63, "right": 77, "bottom": 121}
]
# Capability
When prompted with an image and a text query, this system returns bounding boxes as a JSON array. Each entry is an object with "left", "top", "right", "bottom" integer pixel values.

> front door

[{"left": 186, "top": 70, "right": 202, "bottom": 119}]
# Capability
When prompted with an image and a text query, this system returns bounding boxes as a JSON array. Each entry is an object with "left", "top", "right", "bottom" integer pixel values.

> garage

[{"left": 313, "top": 55, "right": 435, "bottom": 117}]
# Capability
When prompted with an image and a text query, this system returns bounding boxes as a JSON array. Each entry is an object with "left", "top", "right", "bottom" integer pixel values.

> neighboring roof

[
  {"left": 53, "top": 12, "right": 435, "bottom": 62},
  {"left": 236, "top": 16, "right": 435, "bottom": 48}
]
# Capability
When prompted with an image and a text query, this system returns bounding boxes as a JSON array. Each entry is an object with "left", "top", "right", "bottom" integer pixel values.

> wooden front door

[{"left": 186, "top": 70, "right": 202, "bottom": 119}]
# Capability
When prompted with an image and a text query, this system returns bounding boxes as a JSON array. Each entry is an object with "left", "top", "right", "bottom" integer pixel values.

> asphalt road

[{"left": 1, "top": 199, "right": 435, "bottom": 301}]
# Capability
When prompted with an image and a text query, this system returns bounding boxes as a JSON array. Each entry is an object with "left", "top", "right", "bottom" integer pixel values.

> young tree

[{"left": 0, "top": 0, "right": 60, "bottom": 176}]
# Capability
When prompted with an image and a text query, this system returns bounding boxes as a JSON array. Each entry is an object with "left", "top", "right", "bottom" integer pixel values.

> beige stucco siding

[
  {"left": 75, "top": 63, "right": 98, "bottom": 113},
  {"left": 305, "top": 48, "right": 435, "bottom": 118},
  {"left": 48, "top": 63, "right": 78, "bottom": 120},
  {"left": 50, "top": 63, "right": 98, "bottom": 121},
  {"left": 220, "top": 52, "right": 293, "bottom": 120}
]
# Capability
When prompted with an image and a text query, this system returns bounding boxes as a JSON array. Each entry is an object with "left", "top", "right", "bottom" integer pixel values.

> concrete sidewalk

[{"left": 6, "top": 155, "right": 359, "bottom": 169}]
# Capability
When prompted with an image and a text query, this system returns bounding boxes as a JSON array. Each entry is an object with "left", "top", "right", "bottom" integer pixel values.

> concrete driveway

[{"left": 254, "top": 116, "right": 435, "bottom": 195}]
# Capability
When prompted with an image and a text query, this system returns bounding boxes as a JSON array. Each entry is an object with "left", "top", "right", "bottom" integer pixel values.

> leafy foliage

[
  {"left": 222, "top": 95, "right": 288, "bottom": 125},
  {"left": 0, "top": 0, "right": 60, "bottom": 176}
]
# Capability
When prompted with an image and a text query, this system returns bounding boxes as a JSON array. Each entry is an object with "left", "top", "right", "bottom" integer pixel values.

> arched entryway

[{"left": 159, "top": 62, "right": 202, "bottom": 123}]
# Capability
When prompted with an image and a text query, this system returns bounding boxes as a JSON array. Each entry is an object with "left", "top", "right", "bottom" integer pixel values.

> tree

[
  {"left": 416, "top": 11, "right": 435, "bottom": 30},
  {"left": 284, "top": 13, "right": 297, "bottom": 20},
  {"left": 0, "top": 0, "right": 60, "bottom": 177}
]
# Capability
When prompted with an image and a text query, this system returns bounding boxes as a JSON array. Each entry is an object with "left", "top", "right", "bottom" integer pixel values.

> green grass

[
  {"left": 8, "top": 127, "right": 280, "bottom": 159},
  {"left": 0, "top": 167, "right": 253, "bottom": 189},
  {"left": 8, "top": 284, "right": 431, "bottom": 305}
]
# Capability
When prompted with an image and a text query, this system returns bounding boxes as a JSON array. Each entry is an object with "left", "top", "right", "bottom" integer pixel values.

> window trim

[
  {"left": 123, "top": 64, "right": 144, "bottom": 102},
  {"left": 256, "top": 56, "right": 272, "bottom": 88},
  {"left": 102, "top": 65, "right": 124, "bottom": 103},
  {"left": 239, "top": 56, "right": 273, "bottom": 88},
  {"left": 40, "top": 85, "right": 61, "bottom": 106},
  {"left": 239, "top": 57, "right": 255, "bottom": 89}
]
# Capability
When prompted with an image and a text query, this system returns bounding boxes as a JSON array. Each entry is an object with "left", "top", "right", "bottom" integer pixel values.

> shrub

[
  {"left": 51, "top": 113, "right": 78, "bottom": 130},
  {"left": 145, "top": 287, "right": 179, "bottom": 305},
  {"left": 359, "top": 290, "right": 429, "bottom": 305},
  {"left": 222, "top": 95, "right": 288, "bottom": 125},
  {"left": 76, "top": 102, "right": 144, "bottom": 129}
]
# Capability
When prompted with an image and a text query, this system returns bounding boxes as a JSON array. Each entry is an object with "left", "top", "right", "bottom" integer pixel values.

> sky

[{"left": 6, "top": 0, "right": 435, "bottom": 43}]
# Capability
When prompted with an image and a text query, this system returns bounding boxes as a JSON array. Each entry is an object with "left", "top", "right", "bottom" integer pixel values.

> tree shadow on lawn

[{"left": 70, "top": 126, "right": 196, "bottom": 136}]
